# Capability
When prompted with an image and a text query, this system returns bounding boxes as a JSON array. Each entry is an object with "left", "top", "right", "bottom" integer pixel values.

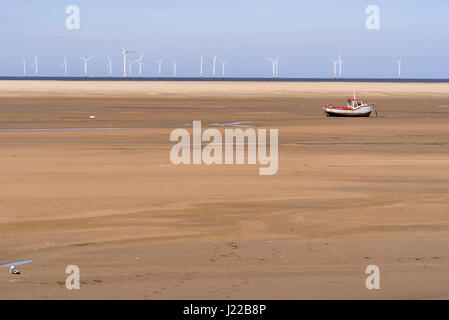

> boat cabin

[{"left": 347, "top": 98, "right": 363, "bottom": 109}]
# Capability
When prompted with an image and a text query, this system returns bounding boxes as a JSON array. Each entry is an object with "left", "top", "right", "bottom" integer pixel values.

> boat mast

[{"left": 351, "top": 90, "right": 356, "bottom": 108}]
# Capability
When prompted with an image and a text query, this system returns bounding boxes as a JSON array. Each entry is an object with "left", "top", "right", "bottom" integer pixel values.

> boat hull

[
  {"left": 323, "top": 105, "right": 374, "bottom": 117},
  {"left": 325, "top": 110, "right": 372, "bottom": 117}
]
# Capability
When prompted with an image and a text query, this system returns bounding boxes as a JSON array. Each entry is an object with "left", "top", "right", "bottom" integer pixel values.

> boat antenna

[{"left": 353, "top": 89, "right": 356, "bottom": 100}]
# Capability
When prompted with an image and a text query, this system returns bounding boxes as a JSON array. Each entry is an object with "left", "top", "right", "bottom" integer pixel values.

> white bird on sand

[
  {"left": 10, "top": 266, "right": 20, "bottom": 274},
  {"left": 0, "top": 259, "right": 33, "bottom": 274}
]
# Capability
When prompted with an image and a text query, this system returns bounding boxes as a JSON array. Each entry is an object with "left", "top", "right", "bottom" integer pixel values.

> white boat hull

[{"left": 324, "top": 105, "right": 374, "bottom": 117}]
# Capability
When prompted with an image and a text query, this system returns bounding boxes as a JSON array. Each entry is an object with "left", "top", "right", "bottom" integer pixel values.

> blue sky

[{"left": 0, "top": 0, "right": 448, "bottom": 77}]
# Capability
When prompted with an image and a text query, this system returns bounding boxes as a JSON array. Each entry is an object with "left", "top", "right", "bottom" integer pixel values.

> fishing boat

[{"left": 324, "top": 94, "right": 377, "bottom": 117}]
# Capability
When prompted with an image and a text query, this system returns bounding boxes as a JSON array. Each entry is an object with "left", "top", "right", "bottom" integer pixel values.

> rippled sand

[{"left": 0, "top": 81, "right": 448, "bottom": 299}]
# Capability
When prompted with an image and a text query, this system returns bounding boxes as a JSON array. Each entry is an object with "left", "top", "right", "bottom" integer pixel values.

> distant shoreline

[{"left": 1, "top": 76, "right": 449, "bottom": 83}]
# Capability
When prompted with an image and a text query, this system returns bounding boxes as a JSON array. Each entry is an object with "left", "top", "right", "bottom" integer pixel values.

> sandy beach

[{"left": 0, "top": 80, "right": 448, "bottom": 299}]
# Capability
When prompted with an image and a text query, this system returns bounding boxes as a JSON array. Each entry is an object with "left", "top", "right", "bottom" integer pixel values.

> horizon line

[{"left": 1, "top": 76, "right": 449, "bottom": 83}]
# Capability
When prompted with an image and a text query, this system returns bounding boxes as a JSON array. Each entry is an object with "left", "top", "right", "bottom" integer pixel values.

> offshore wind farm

[
  {"left": 2, "top": 36, "right": 438, "bottom": 80},
  {"left": 5, "top": 49, "right": 449, "bottom": 82}
]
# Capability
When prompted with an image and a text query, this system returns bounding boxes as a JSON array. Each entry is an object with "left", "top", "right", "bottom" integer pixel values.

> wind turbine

[
  {"left": 154, "top": 59, "right": 163, "bottom": 77},
  {"left": 397, "top": 58, "right": 402, "bottom": 79},
  {"left": 220, "top": 59, "right": 226, "bottom": 77},
  {"left": 199, "top": 56, "right": 204, "bottom": 77},
  {"left": 212, "top": 56, "right": 217, "bottom": 77},
  {"left": 117, "top": 37, "right": 136, "bottom": 77},
  {"left": 31, "top": 55, "right": 39, "bottom": 75},
  {"left": 22, "top": 58, "right": 26, "bottom": 76},
  {"left": 275, "top": 57, "right": 280, "bottom": 78},
  {"left": 129, "top": 61, "right": 134, "bottom": 76},
  {"left": 79, "top": 56, "right": 92, "bottom": 77},
  {"left": 60, "top": 57, "right": 68, "bottom": 76},
  {"left": 172, "top": 60, "right": 177, "bottom": 77},
  {"left": 135, "top": 53, "right": 145, "bottom": 77},
  {"left": 130, "top": 58, "right": 141, "bottom": 77},
  {"left": 266, "top": 57, "right": 280, "bottom": 78},
  {"left": 337, "top": 53, "right": 343, "bottom": 79},
  {"left": 107, "top": 56, "right": 114, "bottom": 77}
]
